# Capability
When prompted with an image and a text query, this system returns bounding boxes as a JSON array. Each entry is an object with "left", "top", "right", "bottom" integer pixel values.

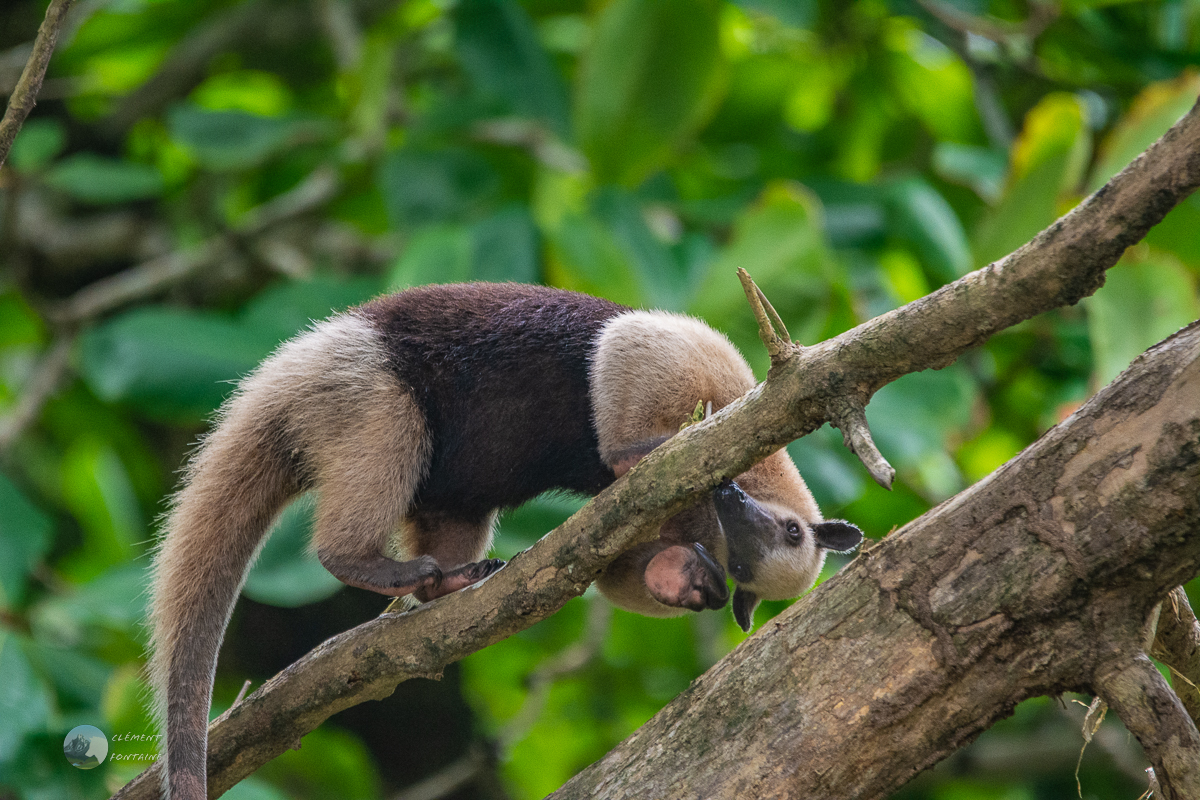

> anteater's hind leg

[
  {"left": 402, "top": 510, "right": 504, "bottom": 602},
  {"left": 310, "top": 374, "right": 442, "bottom": 598}
]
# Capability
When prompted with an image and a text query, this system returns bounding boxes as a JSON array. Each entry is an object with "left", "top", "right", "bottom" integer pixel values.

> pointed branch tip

[
  {"left": 829, "top": 398, "right": 895, "bottom": 490},
  {"left": 737, "top": 268, "right": 793, "bottom": 366}
]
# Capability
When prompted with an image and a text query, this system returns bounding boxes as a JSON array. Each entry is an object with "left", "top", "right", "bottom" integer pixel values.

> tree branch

[
  {"left": 0, "top": 167, "right": 341, "bottom": 455},
  {"left": 49, "top": 166, "right": 340, "bottom": 324},
  {"left": 1153, "top": 586, "right": 1200, "bottom": 726},
  {"left": 0, "top": 0, "right": 75, "bottom": 168},
  {"left": 0, "top": 333, "right": 75, "bottom": 454},
  {"left": 1095, "top": 654, "right": 1200, "bottom": 800},
  {"left": 114, "top": 96, "right": 1200, "bottom": 798}
]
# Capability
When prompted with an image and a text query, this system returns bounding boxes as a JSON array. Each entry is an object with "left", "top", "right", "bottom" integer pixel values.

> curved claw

[
  {"left": 646, "top": 544, "right": 729, "bottom": 612},
  {"left": 417, "top": 558, "right": 506, "bottom": 601}
]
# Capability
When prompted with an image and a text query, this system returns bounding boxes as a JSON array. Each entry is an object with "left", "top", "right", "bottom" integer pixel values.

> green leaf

[
  {"left": 886, "top": 20, "right": 979, "bottom": 143},
  {"left": 788, "top": 428, "right": 865, "bottom": 509},
  {"left": 387, "top": 223, "right": 475, "bottom": 290},
  {"left": 0, "top": 475, "right": 53, "bottom": 608},
  {"left": 79, "top": 307, "right": 275, "bottom": 421},
  {"left": 453, "top": 0, "right": 570, "bottom": 137},
  {"left": 1145, "top": 194, "right": 1200, "bottom": 268},
  {"left": 885, "top": 177, "right": 972, "bottom": 283},
  {"left": 58, "top": 436, "right": 144, "bottom": 580},
  {"left": 44, "top": 154, "right": 164, "bottom": 205},
  {"left": 243, "top": 496, "right": 344, "bottom": 607},
  {"left": 0, "top": 633, "right": 53, "bottom": 761},
  {"left": 973, "top": 93, "right": 1090, "bottom": 266},
  {"left": 0, "top": 291, "right": 46, "bottom": 347},
  {"left": 190, "top": 69, "right": 294, "bottom": 117},
  {"left": 731, "top": 0, "right": 816, "bottom": 27},
  {"left": 1084, "top": 254, "right": 1200, "bottom": 386},
  {"left": 168, "top": 106, "right": 324, "bottom": 171},
  {"left": 222, "top": 778, "right": 292, "bottom": 800},
  {"left": 8, "top": 118, "right": 67, "bottom": 172},
  {"left": 575, "top": 0, "right": 724, "bottom": 186},
  {"left": 546, "top": 212, "right": 644, "bottom": 306},
  {"left": 26, "top": 641, "right": 113, "bottom": 709},
  {"left": 238, "top": 276, "right": 381, "bottom": 343},
  {"left": 689, "top": 182, "right": 832, "bottom": 357},
  {"left": 591, "top": 188, "right": 686, "bottom": 309},
  {"left": 377, "top": 147, "right": 500, "bottom": 228},
  {"left": 932, "top": 142, "right": 1007, "bottom": 203},
  {"left": 1087, "top": 72, "right": 1200, "bottom": 193},
  {"left": 258, "top": 727, "right": 380, "bottom": 800},
  {"left": 867, "top": 365, "right": 976, "bottom": 466},
  {"left": 470, "top": 204, "right": 540, "bottom": 284},
  {"left": 31, "top": 564, "right": 149, "bottom": 649}
]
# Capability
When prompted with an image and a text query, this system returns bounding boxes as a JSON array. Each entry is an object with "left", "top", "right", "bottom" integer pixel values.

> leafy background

[{"left": 1, "top": 0, "right": 1199, "bottom": 798}]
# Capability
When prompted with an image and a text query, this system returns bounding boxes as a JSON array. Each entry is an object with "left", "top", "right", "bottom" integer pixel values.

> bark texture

[{"left": 552, "top": 323, "right": 1200, "bottom": 800}]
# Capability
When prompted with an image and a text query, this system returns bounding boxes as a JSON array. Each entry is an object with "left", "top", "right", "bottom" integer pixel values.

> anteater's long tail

[
  {"left": 147, "top": 339, "right": 312, "bottom": 800},
  {"left": 148, "top": 311, "right": 425, "bottom": 799}
]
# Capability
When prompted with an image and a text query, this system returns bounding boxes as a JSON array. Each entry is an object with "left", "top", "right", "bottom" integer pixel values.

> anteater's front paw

[{"left": 646, "top": 543, "right": 730, "bottom": 612}]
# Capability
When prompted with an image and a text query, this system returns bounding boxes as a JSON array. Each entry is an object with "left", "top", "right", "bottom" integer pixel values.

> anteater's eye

[{"left": 786, "top": 521, "right": 802, "bottom": 542}]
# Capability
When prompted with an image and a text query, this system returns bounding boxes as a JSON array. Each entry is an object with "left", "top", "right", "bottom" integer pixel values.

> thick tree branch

[
  {"left": 114, "top": 97, "right": 1200, "bottom": 798},
  {"left": 0, "top": 0, "right": 75, "bottom": 168},
  {"left": 552, "top": 322, "right": 1200, "bottom": 799}
]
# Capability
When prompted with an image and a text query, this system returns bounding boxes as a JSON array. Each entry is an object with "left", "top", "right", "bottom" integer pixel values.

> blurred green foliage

[{"left": 1, "top": 0, "right": 1198, "bottom": 798}]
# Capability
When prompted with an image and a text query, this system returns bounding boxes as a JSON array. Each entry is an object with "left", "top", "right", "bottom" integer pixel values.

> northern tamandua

[{"left": 148, "top": 282, "right": 862, "bottom": 800}]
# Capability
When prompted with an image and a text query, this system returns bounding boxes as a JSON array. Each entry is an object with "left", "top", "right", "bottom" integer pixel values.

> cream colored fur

[
  {"left": 148, "top": 312, "right": 429, "bottom": 799},
  {"left": 590, "top": 310, "right": 824, "bottom": 606},
  {"left": 590, "top": 310, "right": 756, "bottom": 462}
]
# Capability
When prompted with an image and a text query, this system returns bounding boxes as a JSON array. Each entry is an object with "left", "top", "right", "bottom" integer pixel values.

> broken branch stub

[{"left": 828, "top": 397, "right": 896, "bottom": 490}]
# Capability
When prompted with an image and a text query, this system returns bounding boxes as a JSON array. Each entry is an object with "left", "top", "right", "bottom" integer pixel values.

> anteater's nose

[{"left": 715, "top": 480, "right": 746, "bottom": 504}]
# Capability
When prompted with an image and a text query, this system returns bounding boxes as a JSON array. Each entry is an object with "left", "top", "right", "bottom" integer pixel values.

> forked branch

[{"left": 737, "top": 267, "right": 793, "bottom": 366}]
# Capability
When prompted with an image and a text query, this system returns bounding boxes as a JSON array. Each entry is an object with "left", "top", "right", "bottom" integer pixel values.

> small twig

[
  {"left": 50, "top": 166, "right": 340, "bottom": 324},
  {"left": 828, "top": 397, "right": 896, "bottom": 490},
  {"left": 101, "top": 0, "right": 280, "bottom": 136},
  {"left": 232, "top": 679, "right": 252, "bottom": 707},
  {"left": 0, "top": 0, "right": 76, "bottom": 168},
  {"left": 237, "top": 165, "right": 340, "bottom": 236},
  {"left": 315, "top": 0, "right": 363, "bottom": 71},
  {"left": 496, "top": 595, "right": 612, "bottom": 755},
  {"left": 915, "top": 0, "right": 1058, "bottom": 45},
  {"left": 736, "top": 268, "right": 793, "bottom": 367},
  {"left": 0, "top": 333, "right": 76, "bottom": 454},
  {"left": 471, "top": 118, "right": 587, "bottom": 174},
  {"left": 1075, "top": 696, "right": 1107, "bottom": 798},
  {"left": 389, "top": 744, "right": 493, "bottom": 800},
  {"left": 50, "top": 238, "right": 231, "bottom": 325}
]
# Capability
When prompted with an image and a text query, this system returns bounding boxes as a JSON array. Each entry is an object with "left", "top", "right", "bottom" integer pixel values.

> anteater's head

[{"left": 715, "top": 451, "right": 863, "bottom": 632}]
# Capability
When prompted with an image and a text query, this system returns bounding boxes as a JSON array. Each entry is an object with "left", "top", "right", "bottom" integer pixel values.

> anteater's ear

[
  {"left": 732, "top": 587, "right": 760, "bottom": 633},
  {"left": 812, "top": 520, "right": 863, "bottom": 553}
]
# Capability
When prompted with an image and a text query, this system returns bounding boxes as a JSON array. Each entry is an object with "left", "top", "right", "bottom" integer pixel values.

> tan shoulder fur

[{"left": 589, "top": 310, "right": 756, "bottom": 463}]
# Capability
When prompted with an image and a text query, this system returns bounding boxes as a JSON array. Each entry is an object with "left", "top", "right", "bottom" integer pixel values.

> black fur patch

[{"left": 360, "top": 283, "right": 629, "bottom": 520}]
